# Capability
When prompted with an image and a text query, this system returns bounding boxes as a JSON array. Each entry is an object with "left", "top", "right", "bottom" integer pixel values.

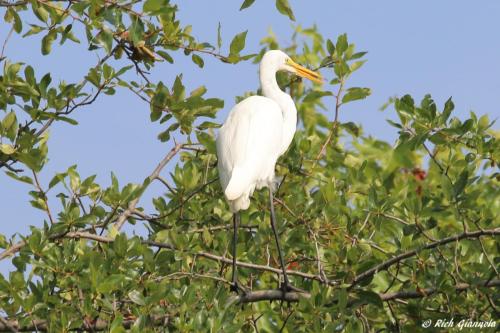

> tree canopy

[{"left": 0, "top": 0, "right": 499, "bottom": 332}]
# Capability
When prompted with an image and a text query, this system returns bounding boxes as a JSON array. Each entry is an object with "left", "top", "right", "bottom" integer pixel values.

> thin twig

[
  {"left": 32, "top": 171, "right": 55, "bottom": 224},
  {"left": 112, "top": 143, "right": 183, "bottom": 232},
  {"left": 1, "top": 26, "right": 14, "bottom": 59}
]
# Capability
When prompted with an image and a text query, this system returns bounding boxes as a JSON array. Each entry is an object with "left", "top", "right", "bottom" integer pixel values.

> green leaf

[
  {"left": 102, "top": 63, "right": 113, "bottom": 80},
  {"left": 355, "top": 290, "right": 384, "bottom": 308},
  {"left": 350, "top": 51, "right": 368, "bottom": 60},
  {"left": 56, "top": 116, "right": 79, "bottom": 125},
  {"left": 5, "top": 171, "right": 33, "bottom": 185},
  {"left": 172, "top": 75, "right": 185, "bottom": 99},
  {"left": 143, "top": 0, "right": 165, "bottom": 13},
  {"left": 110, "top": 315, "right": 125, "bottom": 333},
  {"left": 60, "top": 24, "right": 73, "bottom": 45},
  {"left": 24, "top": 65, "right": 35, "bottom": 85},
  {"left": 41, "top": 30, "right": 57, "bottom": 55},
  {"left": 275, "top": 0, "right": 295, "bottom": 21},
  {"left": 39, "top": 73, "right": 52, "bottom": 96},
  {"left": 85, "top": 67, "right": 101, "bottom": 87},
  {"left": 453, "top": 170, "right": 468, "bottom": 197},
  {"left": 128, "top": 290, "right": 146, "bottom": 306},
  {"left": 156, "top": 51, "right": 174, "bottom": 63},
  {"left": 303, "top": 90, "right": 333, "bottom": 103},
  {"left": 386, "top": 119, "right": 402, "bottom": 129},
  {"left": 190, "top": 86, "right": 207, "bottom": 97},
  {"left": 342, "top": 87, "right": 371, "bottom": 104},
  {"left": 341, "top": 122, "right": 360, "bottom": 137},
  {"left": 2, "top": 111, "right": 17, "bottom": 131},
  {"left": 129, "top": 17, "right": 144, "bottom": 44},
  {"left": 336, "top": 33, "right": 348, "bottom": 55},
  {"left": 23, "top": 24, "right": 44, "bottom": 37},
  {"left": 240, "top": 0, "right": 256, "bottom": 10},
  {"left": 115, "top": 65, "right": 133, "bottom": 77},
  {"left": 33, "top": 5, "right": 49, "bottom": 23},
  {"left": 191, "top": 54, "right": 204, "bottom": 68},
  {"left": 326, "top": 39, "right": 335, "bottom": 54},
  {"left": 442, "top": 97, "right": 454, "bottom": 122},
  {"left": 229, "top": 30, "right": 248, "bottom": 56},
  {"left": 6, "top": 8, "right": 22, "bottom": 33},
  {"left": 197, "top": 121, "right": 220, "bottom": 130},
  {"left": 96, "top": 29, "right": 113, "bottom": 54},
  {"left": 217, "top": 22, "right": 222, "bottom": 49},
  {"left": 48, "top": 172, "right": 66, "bottom": 189},
  {"left": 350, "top": 60, "right": 366, "bottom": 72},
  {"left": 196, "top": 131, "right": 216, "bottom": 154}
]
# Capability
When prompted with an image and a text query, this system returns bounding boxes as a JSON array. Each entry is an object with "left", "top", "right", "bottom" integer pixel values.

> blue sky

[{"left": 1, "top": 0, "right": 499, "bottom": 263}]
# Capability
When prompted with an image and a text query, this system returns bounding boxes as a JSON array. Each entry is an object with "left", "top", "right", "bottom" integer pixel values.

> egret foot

[
  {"left": 280, "top": 282, "right": 306, "bottom": 294},
  {"left": 230, "top": 281, "right": 247, "bottom": 295}
]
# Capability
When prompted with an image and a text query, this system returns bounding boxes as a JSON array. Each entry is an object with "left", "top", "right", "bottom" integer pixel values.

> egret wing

[{"left": 216, "top": 96, "right": 283, "bottom": 199}]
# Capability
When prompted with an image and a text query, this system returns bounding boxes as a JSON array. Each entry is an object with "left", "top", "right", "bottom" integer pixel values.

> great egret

[{"left": 216, "top": 50, "right": 322, "bottom": 293}]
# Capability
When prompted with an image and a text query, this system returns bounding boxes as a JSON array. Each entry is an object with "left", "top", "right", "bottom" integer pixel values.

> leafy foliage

[{"left": 0, "top": 1, "right": 499, "bottom": 332}]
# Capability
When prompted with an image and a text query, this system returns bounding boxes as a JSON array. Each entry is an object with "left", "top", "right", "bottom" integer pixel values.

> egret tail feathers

[{"left": 224, "top": 167, "right": 248, "bottom": 201}]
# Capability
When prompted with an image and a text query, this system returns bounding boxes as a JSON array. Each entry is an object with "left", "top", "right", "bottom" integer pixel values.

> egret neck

[{"left": 259, "top": 63, "right": 297, "bottom": 155}]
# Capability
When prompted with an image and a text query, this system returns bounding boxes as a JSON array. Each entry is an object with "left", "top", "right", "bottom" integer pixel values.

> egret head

[{"left": 261, "top": 50, "right": 323, "bottom": 83}]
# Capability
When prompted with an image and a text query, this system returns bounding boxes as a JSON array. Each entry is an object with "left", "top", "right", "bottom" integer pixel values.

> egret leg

[
  {"left": 268, "top": 189, "right": 291, "bottom": 292},
  {"left": 230, "top": 212, "right": 241, "bottom": 293}
]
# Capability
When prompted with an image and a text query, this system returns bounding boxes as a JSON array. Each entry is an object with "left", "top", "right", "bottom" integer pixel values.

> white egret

[{"left": 216, "top": 50, "right": 322, "bottom": 293}]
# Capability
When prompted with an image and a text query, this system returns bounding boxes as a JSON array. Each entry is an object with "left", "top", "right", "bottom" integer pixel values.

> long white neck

[{"left": 260, "top": 67, "right": 297, "bottom": 155}]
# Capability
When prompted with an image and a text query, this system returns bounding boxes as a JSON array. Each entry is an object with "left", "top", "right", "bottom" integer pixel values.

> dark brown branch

[
  {"left": 0, "top": 160, "right": 22, "bottom": 173},
  {"left": 379, "top": 279, "right": 500, "bottom": 302},
  {"left": 233, "top": 289, "right": 311, "bottom": 304},
  {"left": 350, "top": 228, "right": 500, "bottom": 288}
]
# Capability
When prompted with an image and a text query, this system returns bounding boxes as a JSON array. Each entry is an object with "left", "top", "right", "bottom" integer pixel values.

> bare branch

[
  {"left": 32, "top": 171, "right": 55, "bottom": 224},
  {"left": 1, "top": 27, "right": 14, "bottom": 59},
  {"left": 379, "top": 279, "right": 500, "bottom": 302},
  {"left": 112, "top": 143, "right": 183, "bottom": 232},
  {"left": 232, "top": 289, "right": 310, "bottom": 304},
  {"left": 314, "top": 78, "right": 344, "bottom": 164},
  {"left": 350, "top": 228, "right": 500, "bottom": 288},
  {"left": 0, "top": 240, "right": 26, "bottom": 261}
]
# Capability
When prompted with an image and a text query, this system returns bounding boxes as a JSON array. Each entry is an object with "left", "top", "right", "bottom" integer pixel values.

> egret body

[{"left": 216, "top": 50, "right": 321, "bottom": 293}]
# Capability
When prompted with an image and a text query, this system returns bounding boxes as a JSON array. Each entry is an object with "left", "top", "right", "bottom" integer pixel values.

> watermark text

[{"left": 421, "top": 318, "right": 496, "bottom": 330}]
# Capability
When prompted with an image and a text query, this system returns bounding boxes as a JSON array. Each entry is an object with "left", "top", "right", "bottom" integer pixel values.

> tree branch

[
  {"left": 350, "top": 228, "right": 500, "bottom": 288},
  {"left": 378, "top": 279, "right": 500, "bottom": 302},
  {"left": 112, "top": 143, "right": 183, "bottom": 232},
  {"left": 232, "top": 289, "right": 310, "bottom": 304}
]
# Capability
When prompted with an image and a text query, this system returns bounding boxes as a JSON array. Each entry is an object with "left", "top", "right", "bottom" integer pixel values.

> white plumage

[{"left": 216, "top": 50, "right": 321, "bottom": 212}]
